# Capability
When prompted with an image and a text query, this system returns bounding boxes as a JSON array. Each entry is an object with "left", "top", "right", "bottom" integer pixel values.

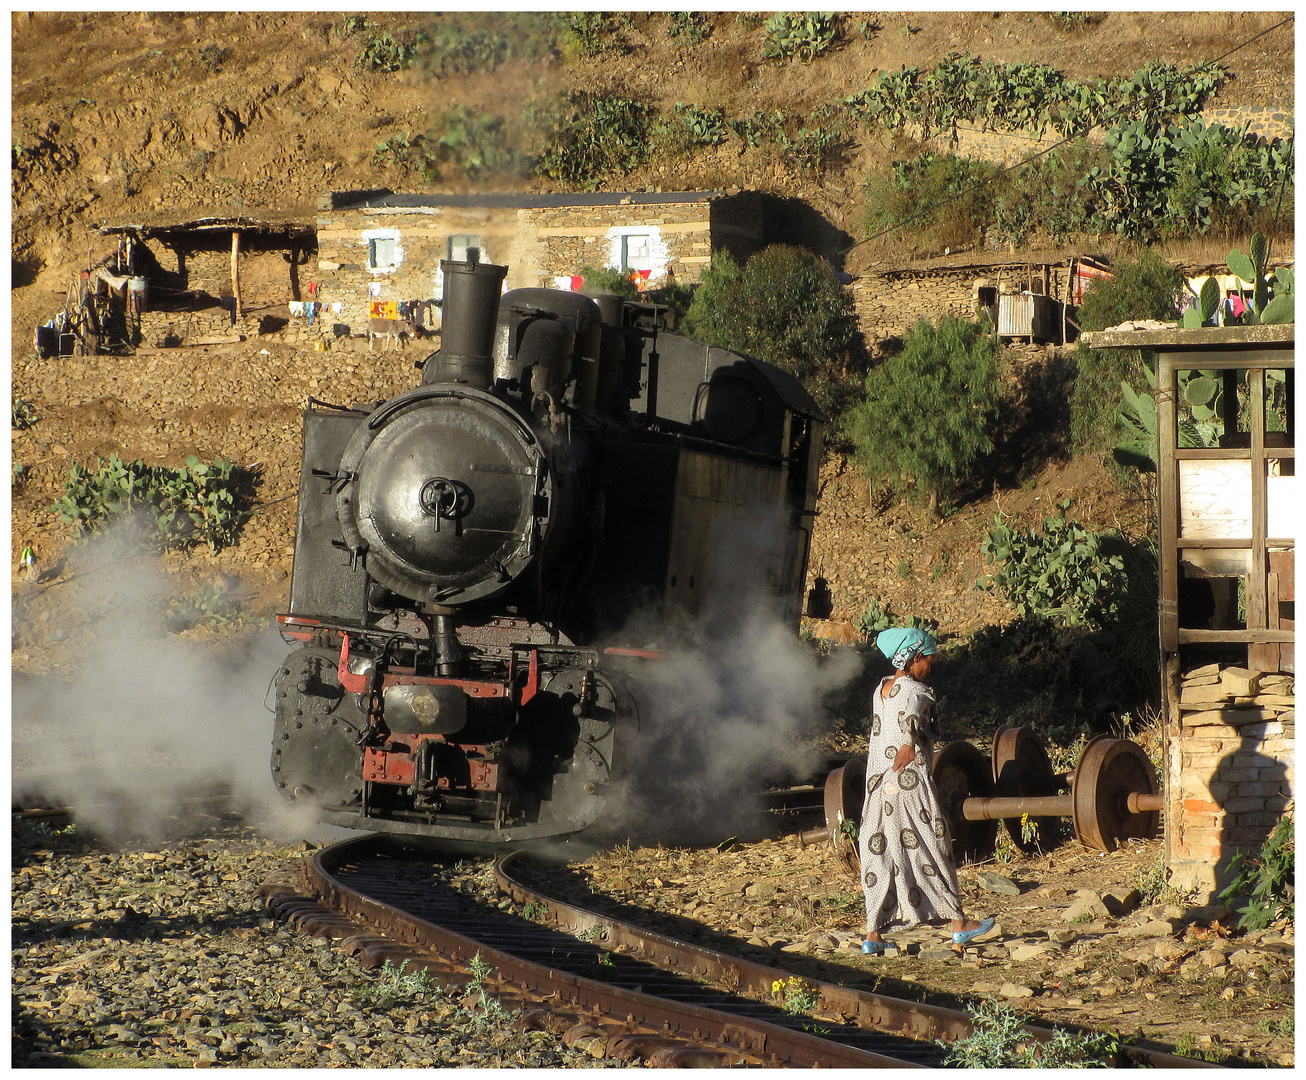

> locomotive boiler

[{"left": 272, "top": 256, "right": 824, "bottom": 843}]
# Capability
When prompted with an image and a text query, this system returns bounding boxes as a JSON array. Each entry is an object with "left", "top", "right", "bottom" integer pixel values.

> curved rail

[
  {"left": 258, "top": 835, "right": 1221, "bottom": 1069},
  {"left": 495, "top": 851, "right": 1221, "bottom": 1071},
  {"left": 259, "top": 835, "right": 917, "bottom": 1067}
]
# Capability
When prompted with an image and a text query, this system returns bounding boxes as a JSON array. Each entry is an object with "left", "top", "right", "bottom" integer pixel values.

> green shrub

[
  {"left": 420, "top": 106, "right": 528, "bottom": 182},
  {"left": 1218, "top": 815, "right": 1294, "bottom": 930},
  {"left": 762, "top": 12, "right": 840, "bottom": 63},
  {"left": 562, "top": 12, "right": 629, "bottom": 59},
  {"left": 671, "top": 103, "right": 728, "bottom": 148},
  {"left": 778, "top": 108, "right": 854, "bottom": 176},
  {"left": 577, "top": 264, "right": 639, "bottom": 299},
  {"left": 1071, "top": 250, "right": 1183, "bottom": 454},
  {"left": 991, "top": 141, "right": 1107, "bottom": 245},
  {"left": 51, "top": 453, "right": 249, "bottom": 555},
  {"left": 666, "top": 11, "right": 711, "bottom": 45},
  {"left": 862, "top": 152, "right": 1003, "bottom": 251},
  {"left": 850, "top": 316, "right": 1001, "bottom": 515},
  {"left": 940, "top": 997, "right": 1120, "bottom": 1067},
  {"left": 164, "top": 578, "right": 252, "bottom": 633},
  {"left": 728, "top": 109, "right": 788, "bottom": 149},
  {"left": 12, "top": 397, "right": 38, "bottom": 429},
  {"left": 197, "top": 44, "right": 225, "bottom": 74},
  {"left": 536, "top": 91, "right": 652, "bottom": 189},
  {"left": 681, "top": 245, "right": 862, "bottom": 435},
  {"left": 355, "top": 29, "right": 418, "bottom": 72},
  {"left": 978, "top": 499, "right": 1127, "bottom": 629}
]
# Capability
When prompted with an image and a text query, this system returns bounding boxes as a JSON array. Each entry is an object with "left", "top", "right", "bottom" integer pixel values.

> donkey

[{"left": 367, "top": 317, "right": 417, "bottom": 352}]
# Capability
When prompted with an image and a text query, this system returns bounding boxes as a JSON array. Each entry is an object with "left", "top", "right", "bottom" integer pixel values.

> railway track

[{"left": 259, "top": 835, "right": 1219, "bottom": 1069}]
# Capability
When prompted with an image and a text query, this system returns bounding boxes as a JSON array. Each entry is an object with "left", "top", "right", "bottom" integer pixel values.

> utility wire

[{"left": 685, "top": 13, "right": 1295, "bottom": 336}]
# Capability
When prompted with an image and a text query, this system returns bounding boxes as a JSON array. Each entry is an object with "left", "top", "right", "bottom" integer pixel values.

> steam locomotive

[{"left": 271, "top": 257, "right": 824, "bottom": 843}]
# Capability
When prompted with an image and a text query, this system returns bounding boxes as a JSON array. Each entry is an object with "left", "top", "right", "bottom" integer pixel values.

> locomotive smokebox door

[{"left": 335, "top": 386, "right": 555, "bottom": 605}]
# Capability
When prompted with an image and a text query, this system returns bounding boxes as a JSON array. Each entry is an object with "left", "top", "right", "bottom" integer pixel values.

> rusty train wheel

[
  {"left": 931, "top": 741, "right": 999, "bottom": 864},
  {"left": 1072, "top": 736, "right": 1160, "bottom": 852},
  {"left": 991, "top": 727, "right": 1060, "bottom": 853},
  {"left": 822, "top": 760, "right": 866, "bottom": 876}
]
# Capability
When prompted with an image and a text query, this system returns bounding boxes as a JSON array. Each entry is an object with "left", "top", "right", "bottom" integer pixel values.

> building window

[
  {"left": 447, "top": 234, "right": 483, "bottom": 264},
  {"left": 364, "top": 229, "right": 402, "bottom": 272},
  {"left": 607, "top": 226, "right": 667, "bottom": 277},
  {"left": 620, "top": 232, "right": 654, "bottom": 272}
]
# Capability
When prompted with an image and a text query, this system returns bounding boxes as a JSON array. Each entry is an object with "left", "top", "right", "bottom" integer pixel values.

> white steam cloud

[
  {"left": 11, "top": 532, "right": 323, "bottom": 844},
  {"left": 594, "top": 506, "right": 863, "bottom": 845}
]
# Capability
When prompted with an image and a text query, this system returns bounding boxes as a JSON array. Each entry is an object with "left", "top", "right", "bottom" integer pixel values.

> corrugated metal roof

[{"left": 327, "top": 190, "right": 725, "bottom": 212}]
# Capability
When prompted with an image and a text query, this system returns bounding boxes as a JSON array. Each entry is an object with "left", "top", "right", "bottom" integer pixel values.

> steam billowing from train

[{"left": 272, "top": 256, "right": 826, "bottom": 844}]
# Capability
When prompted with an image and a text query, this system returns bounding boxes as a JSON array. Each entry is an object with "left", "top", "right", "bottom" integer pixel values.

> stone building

[{"left": 309, "top": 189, "right": 765, "bottom": 335}]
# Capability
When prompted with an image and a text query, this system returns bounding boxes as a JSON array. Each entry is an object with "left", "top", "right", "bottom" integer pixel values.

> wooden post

[{"left": 231, "top": 230, "right": 242, "bottom": 320}]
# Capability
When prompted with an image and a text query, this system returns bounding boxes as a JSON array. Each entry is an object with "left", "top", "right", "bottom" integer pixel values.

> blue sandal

[
  {"left": 861, "top": 939, "right": 887, "bottom": 955},
  {"left": 952, "top": 917, "right": 996, "bottom": 945}
]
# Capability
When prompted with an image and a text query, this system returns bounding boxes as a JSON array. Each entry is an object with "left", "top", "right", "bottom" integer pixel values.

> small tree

[
  {"left": 850, "top": 316, "right": 1001, "bottom": 519},
  {"left": 1070, "top": 249, "right": 1183, "bottom": 454},
  {"left": 682, "top": 245, "right": 861, "bottom": 433}
]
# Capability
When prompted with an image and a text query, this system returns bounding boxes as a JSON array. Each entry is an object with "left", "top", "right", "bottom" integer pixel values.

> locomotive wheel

[
  {"left": 932, "top": 741, "right": 1000, "bottom": 864},
  {"left": 991, "top": 727, "right": 1060, "bottom": 853},
  {"left": 271, "top": 646, "right": 368, "bottom": 809},
  {"left": 1072, "top": 736, "right": 1160, "bottom": 852},
  {"left": 822, "top": 759, "right": 866, "bottom": 876}
]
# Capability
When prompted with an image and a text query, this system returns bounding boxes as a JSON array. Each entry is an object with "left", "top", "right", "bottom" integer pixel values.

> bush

[
  {"left": 978, "top": 499, "right": 1127, "bottom": 629},
  {"left": 355, "top": 29, "right": 418, "bottom": 73},
  {"left": 536, "top": 91, "right": 652, "bottom": 189},
  {"left": 1219, "top": 815, "right": 1294, "bottom": 930},
  {"left": 577, "top": 264, "right": 639, "bottom": 300},
  {"left": 681, "top": 245, "right": 862, "bottom": 435},
  {"left": 1070, "top": 249, "right": 1183, "bottom": 455},
  {"left": 51, "top": 453, "right": 249, "bottom": 554},
  {"left": 666, "top": 11, "right": 711, "bottom": 45},
  {"left": 762, "top": 12, "right": 840, "bottom": 63},
  {"left": 419, "top": 107, "right": 528, "bottom": 183},
  {"left": 562, "top": 12, "right": 629, "bottom": 59},
  {"left": 862, "top": 152, "right": 1003, "bottom": 252},
  {"left": 940, "top": 997, "right": 1120, "bottom": 1067},
  {"left": 850, "top": 316, "right": 1001, "bottom": 515}
]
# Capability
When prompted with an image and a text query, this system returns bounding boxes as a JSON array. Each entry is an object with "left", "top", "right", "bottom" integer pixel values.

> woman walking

[{"left": 858, "top": 626, "right": 995, "bottom": 954}]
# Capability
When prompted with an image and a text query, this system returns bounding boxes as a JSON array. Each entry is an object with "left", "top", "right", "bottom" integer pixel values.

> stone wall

[
  {"left": 850, "top": 264, "right": 1069, "bottom": 355},
  {"left": 1168, "top": 662, "right": 1295, "bottom": 896}
]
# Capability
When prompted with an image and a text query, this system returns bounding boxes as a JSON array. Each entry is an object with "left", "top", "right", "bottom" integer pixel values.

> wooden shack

[{"left": 1081, "top": 324, "right": 1294, "bottom": 898}]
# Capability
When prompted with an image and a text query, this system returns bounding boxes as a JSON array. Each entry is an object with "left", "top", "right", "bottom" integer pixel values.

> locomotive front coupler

[{"left": 423, "top": 604, "right": 466, "bottom": 677}]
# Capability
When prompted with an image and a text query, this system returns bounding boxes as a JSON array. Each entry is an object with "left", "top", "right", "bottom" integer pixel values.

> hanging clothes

[{"left": 289, "top": 301, "right": 305, "bottom": 316}]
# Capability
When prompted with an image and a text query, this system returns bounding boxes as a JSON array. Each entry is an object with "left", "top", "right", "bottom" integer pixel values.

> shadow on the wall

[
  {"left": 259, "top": 315, "right": 289, "bottom": 334},
  {"left": 758, "top": 195, "right": 855, "bottom": 267}
]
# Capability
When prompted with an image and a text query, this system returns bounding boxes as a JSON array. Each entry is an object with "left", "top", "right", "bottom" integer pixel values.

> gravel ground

[{"left": 10, "top": 817, "right": 619, "bottom": 1069}]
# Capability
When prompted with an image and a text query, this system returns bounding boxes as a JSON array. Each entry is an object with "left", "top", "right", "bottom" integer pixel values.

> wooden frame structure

[{"left": 1084, "top": 324, "right": 1294, "bottom": 675}]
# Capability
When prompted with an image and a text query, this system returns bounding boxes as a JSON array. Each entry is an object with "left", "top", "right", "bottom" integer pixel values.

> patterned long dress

[{"left": 858, "top": 674, "right": 964, "bottom": 931}]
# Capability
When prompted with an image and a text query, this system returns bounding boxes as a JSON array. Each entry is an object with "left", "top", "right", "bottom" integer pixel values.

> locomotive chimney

[{"left": 433, "top": 258, "right": 508, "bottom": 388}]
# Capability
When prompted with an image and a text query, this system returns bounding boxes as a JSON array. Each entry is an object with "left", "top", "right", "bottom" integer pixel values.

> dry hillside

[{"left": 9, "top": 11, "right": 1296, "bottom": 674}]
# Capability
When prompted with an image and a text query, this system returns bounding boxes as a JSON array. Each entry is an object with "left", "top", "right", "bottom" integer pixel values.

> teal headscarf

[{"left": 875, "top": 626, "right": 938, "bottom": 671}]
